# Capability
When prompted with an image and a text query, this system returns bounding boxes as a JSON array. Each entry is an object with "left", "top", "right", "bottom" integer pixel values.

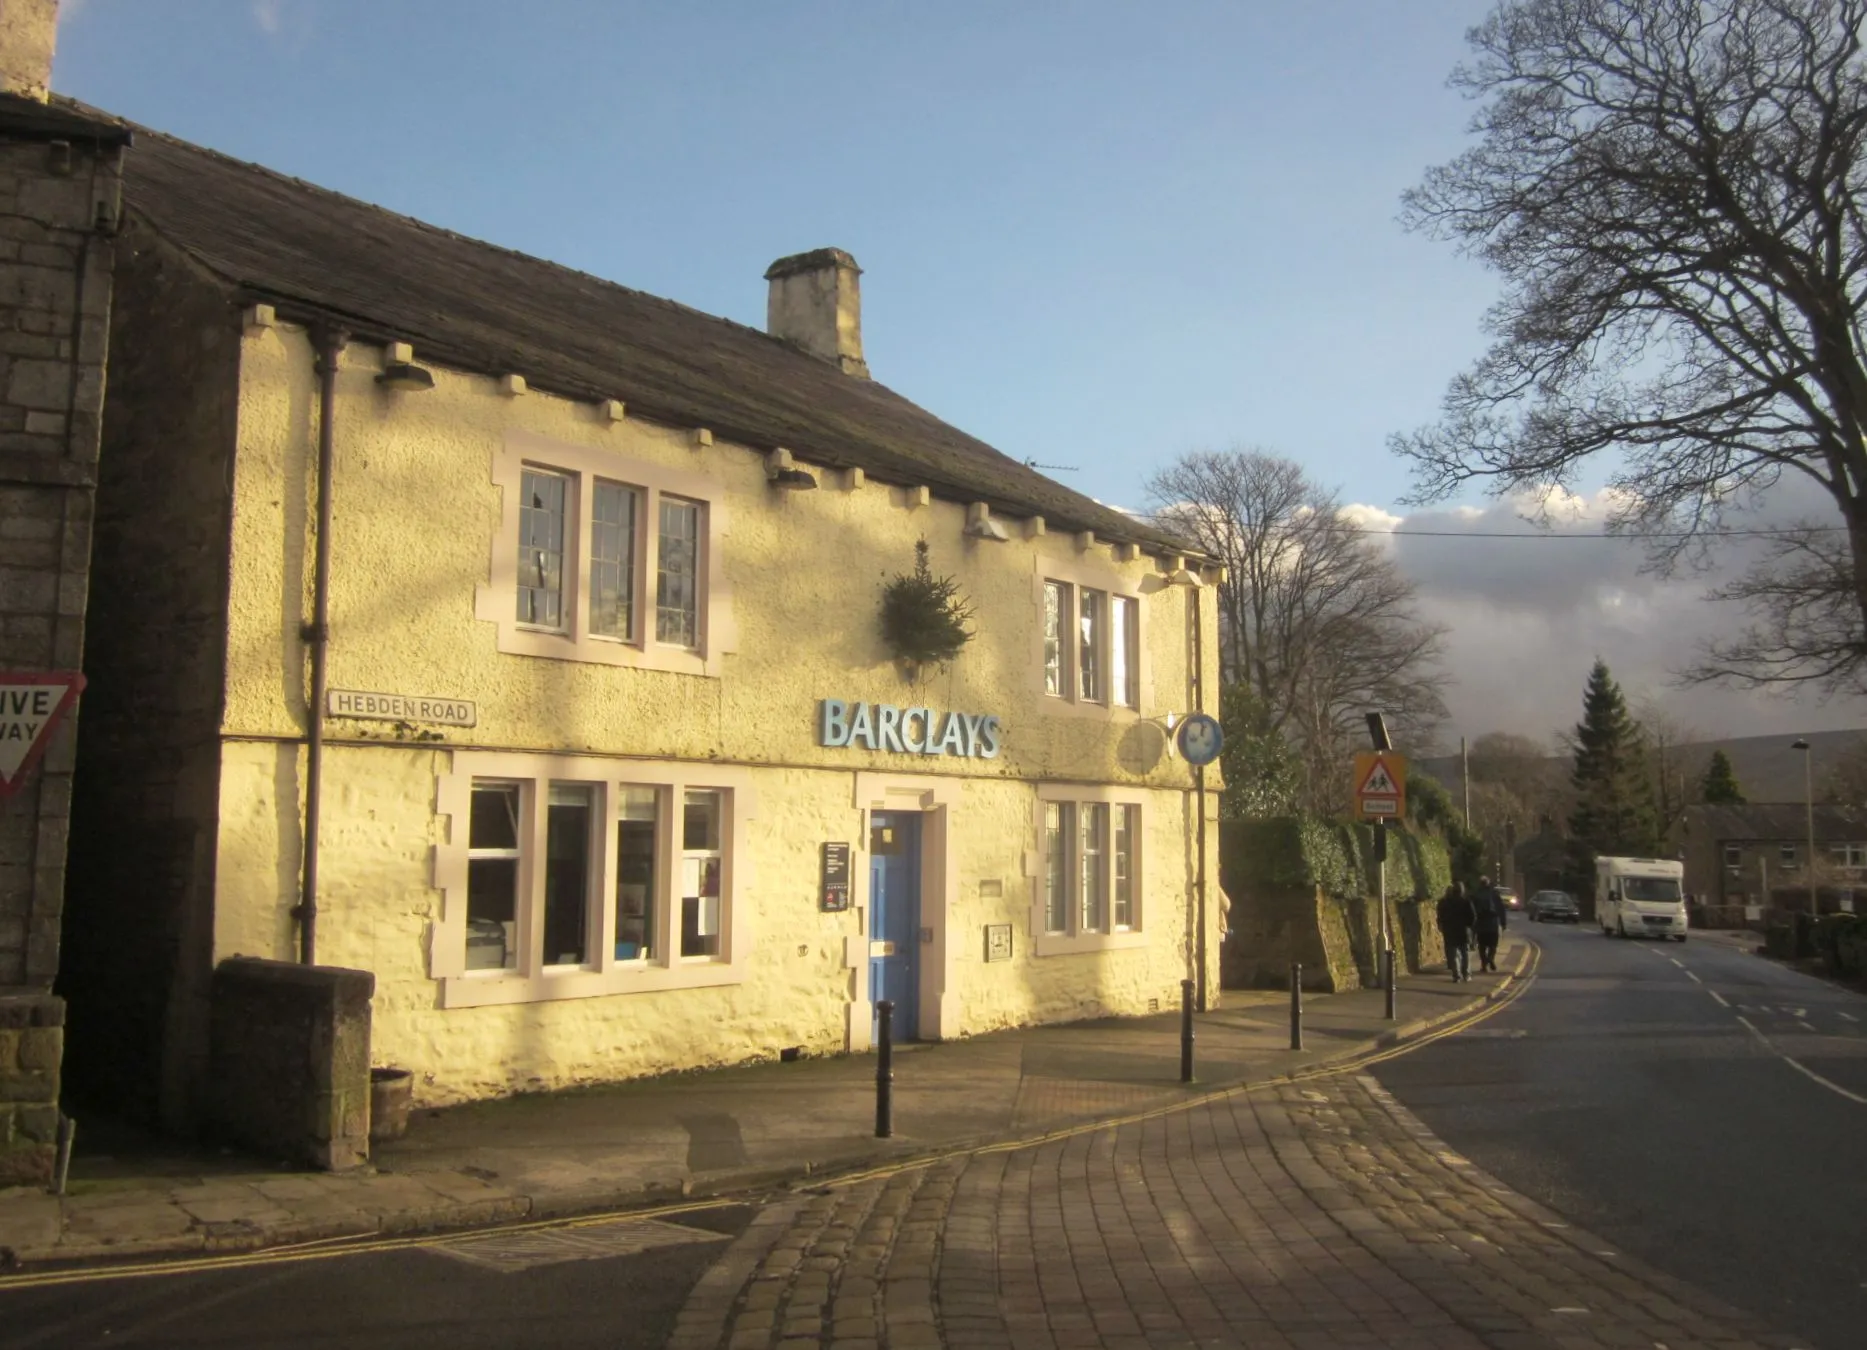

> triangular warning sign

[
  {"left": 0, "top": 672, "right": 84, "bottom": 797},
  {"left": 1357, "top": 756, "right": 1400, "bottom": 798}
]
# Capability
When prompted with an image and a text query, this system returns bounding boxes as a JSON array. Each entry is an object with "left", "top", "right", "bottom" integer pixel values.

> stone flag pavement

[
  {"left": 0, "top": 942, "right": 1531, "bottom": 1271},
  {"left": 667, "top": 1073, "right": 1804, "bottom": 1350}
]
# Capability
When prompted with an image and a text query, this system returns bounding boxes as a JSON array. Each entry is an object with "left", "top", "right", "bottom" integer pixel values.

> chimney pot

[
  {"left": 0, "top": 0, "right": 58, "bottom": 103},
  {"left": 764, "top": 247, "right": 869, "bottom": 379}
]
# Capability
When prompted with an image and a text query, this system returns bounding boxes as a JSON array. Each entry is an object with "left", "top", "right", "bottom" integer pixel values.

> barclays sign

[{"left": 819, "top": 699, "right": 1001, "bottom": 759}]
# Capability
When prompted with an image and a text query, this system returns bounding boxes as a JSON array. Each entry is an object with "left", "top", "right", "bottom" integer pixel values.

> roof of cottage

[
  {"left": 103, "top": 115, "right": 1194, "bottom": 556},
  {"left": 1675, "top": 802, "right": 1867, "bottom": 843}
]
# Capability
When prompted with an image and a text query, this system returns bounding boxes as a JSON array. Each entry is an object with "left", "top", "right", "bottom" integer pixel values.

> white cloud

[{"left": 1358, "top": 487, "right": 1867, "bottom": 745}]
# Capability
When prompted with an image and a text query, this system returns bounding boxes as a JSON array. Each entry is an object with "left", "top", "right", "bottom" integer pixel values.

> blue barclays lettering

[
  {"left": 876, "top": 704, "right": 906, "bottom": 753},
  {"left": 848, "top": 701, "right": 877, "bottom": 749},
  {"left": 979, "top": 716, "right": 1002, "bottom": 758},
  {"left": 933, "top": 711, "right": 966, "bottom": 756},
  {"left": 820, "top": 699, "right": 851, "bottom": 747},
  {"left": 818, "top": 699, "right": 1003, "bottom": 759}
]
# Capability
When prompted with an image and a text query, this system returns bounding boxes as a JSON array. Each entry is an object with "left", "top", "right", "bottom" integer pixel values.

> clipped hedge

[{"left": 1222, "top": 816, "right": 1447, "bottom": 903}]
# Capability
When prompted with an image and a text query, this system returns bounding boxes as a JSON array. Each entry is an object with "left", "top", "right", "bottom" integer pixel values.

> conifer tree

[
  {"left": 1700, "top": 750, "right": 1746, "bottom": 806},
  {"left": 1567, "top": 660, "right": 1660, "bottom": 856}
]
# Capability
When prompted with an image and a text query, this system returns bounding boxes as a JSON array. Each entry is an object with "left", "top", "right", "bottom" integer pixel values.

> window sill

[
  {"left": 1031, "top": 930, "right": 1148, "bottom": 958},
  {"left": 439, "top": 959, "right": 744, "bottom": 1009}
]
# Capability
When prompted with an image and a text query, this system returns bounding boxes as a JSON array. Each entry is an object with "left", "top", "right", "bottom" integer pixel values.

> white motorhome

[{"left": 1596, "top": 856, "right": 1688, "bottom": 942}]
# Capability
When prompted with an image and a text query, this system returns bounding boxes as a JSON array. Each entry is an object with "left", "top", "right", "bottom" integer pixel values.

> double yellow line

[{"left": 0, "top": 940, "right": 1541, "bottom": 1292}]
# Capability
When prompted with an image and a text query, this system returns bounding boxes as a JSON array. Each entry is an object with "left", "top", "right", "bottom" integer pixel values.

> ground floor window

[
  {"left": 436, "top": 753, "right": 754, "bottom": 1007},
  {"left": 1034, "top": 786, "right": 1146, "bottom": 955}
]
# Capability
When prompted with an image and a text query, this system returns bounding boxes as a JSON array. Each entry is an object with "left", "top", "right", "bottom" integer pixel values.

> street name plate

[{"left": 328, "top": 688, "right": 477, "bottom": 727}]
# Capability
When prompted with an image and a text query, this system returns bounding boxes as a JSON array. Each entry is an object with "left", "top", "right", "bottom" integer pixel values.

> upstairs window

[
  {"left": 482, "top": 434, "right": 731, "bottom": 677},
  {"left": 1041, "top": 574, "right": 1142, "bottom": 711}
]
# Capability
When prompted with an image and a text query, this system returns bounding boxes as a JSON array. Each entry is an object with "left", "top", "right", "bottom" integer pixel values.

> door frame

[
  {"left": 849, "top": 773, "right": 959, "bottom": 1050},
  {"left": 867, "top": 809, "right": 922, "bottom": 1041}
]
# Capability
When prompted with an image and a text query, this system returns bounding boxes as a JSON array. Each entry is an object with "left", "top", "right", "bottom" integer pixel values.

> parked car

[
  {"left": 1528, "top": 890, "right": 1580, "bottom": 923},
  {"left": 1499, "top": 886, "right": 1523, "bottom": 912}
]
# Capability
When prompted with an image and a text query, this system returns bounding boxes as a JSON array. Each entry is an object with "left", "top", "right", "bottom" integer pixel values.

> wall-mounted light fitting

[
  {"left": 767, "top": 447, "right": 818, "bottom": 490},
  {"left": 964, "top": 502, "right": 1010, "bottom": 542},
  {"left": 377, "top": 360, "right": 435, "bottom": 392}
]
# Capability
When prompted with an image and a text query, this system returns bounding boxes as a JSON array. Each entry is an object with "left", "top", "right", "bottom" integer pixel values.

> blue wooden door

[{"left": 869, "top": 811, "right": 921, "bottom": 1041}]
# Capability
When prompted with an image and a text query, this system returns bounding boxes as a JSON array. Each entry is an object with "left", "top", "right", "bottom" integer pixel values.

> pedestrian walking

[
  {"left": 1436, "top": 880, "right": 1476, "bottom": 982},
  {"left": 1472, "top": 874, "right": 1507, "bottom": 973}
]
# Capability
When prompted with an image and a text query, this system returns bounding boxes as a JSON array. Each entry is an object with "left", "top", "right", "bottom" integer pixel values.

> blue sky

[
  {"left": 53, "top": 0, "right": 1861, "bottom": 741},
  {"left": 55, "top": 0, "right": 1500, "bottom": 517}
]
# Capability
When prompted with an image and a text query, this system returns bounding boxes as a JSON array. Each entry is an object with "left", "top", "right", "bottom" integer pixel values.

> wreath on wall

[{"left": 879, "top": 539, "right": 975, "bottom": 675}]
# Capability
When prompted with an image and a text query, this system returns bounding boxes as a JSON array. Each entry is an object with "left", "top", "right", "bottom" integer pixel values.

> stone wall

[
  {"left": 0, "top": 114, "right": 124, "bottom": 1185},
  {"left": 59, "top": 217, "right": 238, "bottom": 1128}
]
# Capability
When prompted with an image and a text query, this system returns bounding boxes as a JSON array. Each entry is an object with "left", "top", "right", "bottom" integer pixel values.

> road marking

[
  {"left": 1841, "top": 1012, "right": 1859, "bottom": 1023},
  {"left": 1684, "top": 970, "right": 1702, "bottom": 984},
  {"left": 1798, "top": 1020, "right": 1816, "bottom": 1032},
  {"left": 1669, "top": 958, "right": 1685, "bottom": 968},
  {"left": 430, "top": 1216, "right": 728, "bottom": 1272},
  {"left": 1708, "top": 990, "right": 1729, "bottom": 1007},
  {"left": 1734, "top": 1015, "right": 1867, "bottom": 1105}
]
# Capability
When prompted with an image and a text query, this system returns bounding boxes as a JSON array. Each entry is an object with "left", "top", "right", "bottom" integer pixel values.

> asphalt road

[
  {"left": 1374, "top": 921, "right": 1867, "bottom": 1350},
  {"left": 0, "top": 1203, "right": 754, "bottom": 1350}
]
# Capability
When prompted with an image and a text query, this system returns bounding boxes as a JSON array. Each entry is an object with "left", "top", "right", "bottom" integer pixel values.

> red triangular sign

[
  {"left": 1357, "top": 756, "right": 1400, "bottom": 798},
  {"left": 0, "top": 672, "right": 84, "bottom": 797}
]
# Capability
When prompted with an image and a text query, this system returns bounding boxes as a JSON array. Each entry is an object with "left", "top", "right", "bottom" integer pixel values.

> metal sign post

[{"left": 1354, "top": 745, "right": 1406, "bottom": 1023}]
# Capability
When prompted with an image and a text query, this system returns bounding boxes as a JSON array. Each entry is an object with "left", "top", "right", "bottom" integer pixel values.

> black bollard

[
  {"left": 1180, "top": 978, "right": 1196, "bottom": 1083},
  {"left": 1383, "top": 944, "right": 1397, "bottom": 1021},
  {"left": 1290, "top": 963, "right": 1303, "bottom": 1050},
  {"left": 875, "top": 999, "right": 894, "bottom": 1139}
]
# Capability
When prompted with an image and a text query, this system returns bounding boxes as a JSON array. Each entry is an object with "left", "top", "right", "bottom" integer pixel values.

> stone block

[
  {"left": 0, "top": 1069, "right": 52, "bottom": 1102},
  {"left": 0, "top": 1028, "right": 16, "bottom": 1070},
  {"left": 14, "top": 1101, "right": 56, "bottom": 1141},
  {"left": 17, "top": 176, "right": 95, "bottom": 224},
  {"left": 0, "top": 991, "right": 63, "bottom": 1028},
  {"left": 18, "top": 1025, "right": 59, "bottom": 1071},
  {"left": 209, "top": 957, "right": 375, "bottom": 1171},
  {"left": 22, "top": 410, "right": 62, "bottom": 437},
  {"left": 0, "top": 1138, "right": 52, "bottom": 1186},
  {"left": 6, "top": 357, "right": 68, "bottom": 409},
  {"left": 0, "top": 564, "right": 54, "bottom": 612}
]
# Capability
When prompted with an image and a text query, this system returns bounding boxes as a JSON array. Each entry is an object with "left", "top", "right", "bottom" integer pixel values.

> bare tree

[
  {"left": 1395, "top": 0, "right": 1867, "bottom": 692},
  {"left": 1148, "top": 448, "right": 1449, "bottom": 814}
]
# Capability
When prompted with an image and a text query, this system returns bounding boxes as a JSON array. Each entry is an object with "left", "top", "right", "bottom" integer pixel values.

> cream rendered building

[{"left": 61, "top": 124, "right": 1223, "bottom": 1121}]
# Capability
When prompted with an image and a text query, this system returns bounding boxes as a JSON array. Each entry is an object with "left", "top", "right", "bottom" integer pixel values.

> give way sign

[
  {"left": 1352, "top": 750, "right": 1407, "bottom": 822},
  {"left": 0, "top": 672, "right": 84, "bottom": 797}
]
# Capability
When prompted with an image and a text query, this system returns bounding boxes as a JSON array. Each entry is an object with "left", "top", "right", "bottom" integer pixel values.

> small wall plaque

[
  {"left": 985, "top": 923, "right": 1013, "bottom": 963},
  {"left": 820, "top": 842, "right": 851, "bottom": 912}
]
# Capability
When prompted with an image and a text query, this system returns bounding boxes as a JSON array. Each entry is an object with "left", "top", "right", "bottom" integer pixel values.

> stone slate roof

[
  {"left": 105, "top": 117, "right": 1192, "bottom": 556},
  {"left": 0, "top": 92, "right": 131, "bottom": 146},
  {"left": 1676, "top": 802, "right": 1866, "bottom": 843}
]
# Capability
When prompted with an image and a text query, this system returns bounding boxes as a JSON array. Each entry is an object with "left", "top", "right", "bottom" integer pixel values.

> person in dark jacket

[
  {"left": 1472, "top": 875, "right": 1508, "bottom": 972},
  {"left": 1436, "top": 881, "right": 1477, "bottom": 982}
]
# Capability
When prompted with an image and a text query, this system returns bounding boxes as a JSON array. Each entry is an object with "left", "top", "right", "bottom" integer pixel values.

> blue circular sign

[{"left": 1176, "top": 712, "right": 1224, "bottom": 766}]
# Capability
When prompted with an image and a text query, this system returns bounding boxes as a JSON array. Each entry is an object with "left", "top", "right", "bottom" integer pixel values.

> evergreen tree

[
  {"left": 1567, "top": 660, "right": 1660, "bottom": 856},
  {"left": 1700, "top": 750, "right": 1746, "bottom": 805}
]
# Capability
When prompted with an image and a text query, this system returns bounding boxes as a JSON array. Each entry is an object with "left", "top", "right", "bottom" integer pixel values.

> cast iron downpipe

[
  {"left": 1191, "top": 583, "right": 1208, "bottom": 1013},
  {"left": 298, "top": 326, "right": 345, "bottom": 966}
]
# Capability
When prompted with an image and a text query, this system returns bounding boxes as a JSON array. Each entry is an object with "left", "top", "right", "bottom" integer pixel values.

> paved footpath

[
  {"left": 669, "top": 1073, "right": 1806, "bottom": 1350},
  {"left": 0, "top": 946, "right": 1529, "bottom": 1269}
]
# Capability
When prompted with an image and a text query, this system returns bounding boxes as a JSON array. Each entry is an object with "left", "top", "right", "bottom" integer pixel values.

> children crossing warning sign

[
  {"left": 0, "top": 672, "right": 84, "bottom": 797},
  {"left": 1352, "top": 750, "right": 1407, "bottom": 821}
]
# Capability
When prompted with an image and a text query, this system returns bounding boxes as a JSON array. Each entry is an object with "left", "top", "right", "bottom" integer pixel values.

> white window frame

[
  {"left": 478, "top": 431, "right": 735, "bottom": 677},
  {"left": 1028, "top": 784, "right": 1147, "bottom": 956},
  {"left": 1832, "top": 843, "right": 1867, "bottom": 869},
  {"left": 433, "top": 750, "right": 756, "bottom": 1008},
  {"left": 1033, "top": 559, "right": 1147, "bottom": 718}
]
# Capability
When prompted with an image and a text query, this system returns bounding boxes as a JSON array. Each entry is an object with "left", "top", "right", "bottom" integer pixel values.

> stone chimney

[
  {"left": 764, "top": 248, "right": 869, "bottom": 379},
  {"left": 0, "top": 0, "right": 58, "bottom": 103}
]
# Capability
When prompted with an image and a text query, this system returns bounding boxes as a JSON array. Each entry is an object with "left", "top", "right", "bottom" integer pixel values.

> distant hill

[{"left": 1413, "top": 729, "right": 1867, "bottom": 805}]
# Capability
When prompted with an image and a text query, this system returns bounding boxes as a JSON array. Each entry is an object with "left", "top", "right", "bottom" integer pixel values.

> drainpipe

[
  {"left": 298, "top": 326, "right": 345, "bottom": 965},
  {"left": 1191, "top": 582, "right": 1208, "bottom": 1013}
]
